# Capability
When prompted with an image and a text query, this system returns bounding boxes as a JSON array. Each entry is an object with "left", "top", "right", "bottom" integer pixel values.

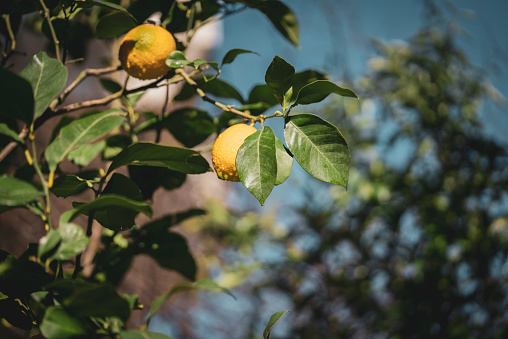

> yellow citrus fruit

[
  {"left": 118, "top": 24, "right": 176, "bottom": 80},
  {"left": 212, "top": 123, "right": 257, "bottom": 182}
]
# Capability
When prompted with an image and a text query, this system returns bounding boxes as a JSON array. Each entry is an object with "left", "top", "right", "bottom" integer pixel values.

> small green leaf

[
  {"left": 0, "top": 123, "right": 23, "bottom": 143},
  {"left": 95, "top": 11, "right": 137, "bottom": 39},
  {"left": 68, "top": 140, "right": 106, "bottom": 167},
  {"left": 200, "top": 78, "right": 245, "bottom": 104},
  {"left": 51, "top": 174, "right": 90, "bottom": 198},
  {"left": 265, "top": 56, "right": 294, "bottom": 112},
  {"left": 293, "top": 80, "right": 358, "bottom": 107},
  {"left": 0, "top": 176, "right": 43, "bottom": 206},
  {"left": 146, "top": 278, "right": 235, "bottom": 326},
  {"left": 99, "top": 78, "right": 123, "bottom": 94},
  {"left": 40, "top": 307, "right": 90, "bottom": 339},
  {"left": 164, "top": 108, "right": 215, "bottom": 147},
  {"left": 274, "top": 137, "right": 292, "bottom": 185},
  {"left": 52, "top": 222, "right": 89, "bottom": 260},
  {"left": 0, "top": 67, "right": 34, "bottom": 123},
  {"left": 166, "top": 51, "right": 192, "bottom": 68},
  {"left": 19, "top": 52, "right": 68, "bottom": 119},
  {"left": 263, "top": 310, "right": 289, "bottom": 339},
  {"left": 45, "top": 109, "right": 125, "bottom": 172},
  {"left": 120, "top": 330, "right": 174, "bottom": 339},
  {"left": 37, "top": 230, "right": 61, "bottom": 260},
  {"left": 284, "top": 113, "right": 350, "bottom": 188},
  {"left": 67, "top": 194, "right": 152, "bottom": 229},
  {"left": 107, "top": 142, "right": 211, "bottom": 176},
  {"left": 236, "top": 127, "right": 277, "bottom": 206},
  {"left": 221, "top": 48, "right": 258, "bottom": 67}
]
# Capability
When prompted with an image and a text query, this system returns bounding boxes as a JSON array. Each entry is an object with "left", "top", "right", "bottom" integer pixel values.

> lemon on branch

[
  {"left": 212, "top": 123, "right": 257, "bottom": 182},
  {"left": 118, "top": 24, "right": 176, "bottom": 80}
]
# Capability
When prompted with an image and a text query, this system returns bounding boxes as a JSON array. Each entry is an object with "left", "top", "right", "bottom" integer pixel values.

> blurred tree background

[{"left": 160, "top": 1, "right": 508, "bottom": 338}]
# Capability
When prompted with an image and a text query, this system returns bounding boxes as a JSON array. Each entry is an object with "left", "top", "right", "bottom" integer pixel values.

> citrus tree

[{"left": 0, "top": 0, "right": 356, "bottom": 338}]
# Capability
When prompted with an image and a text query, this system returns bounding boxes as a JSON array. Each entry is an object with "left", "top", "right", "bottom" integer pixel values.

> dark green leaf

[
  {"left": 146, "top": 278, "right": 235, "bottom": 326},
  {"left": 103, "top": 133, "right": 132, "bottom": 160},
  {"left": 284, "top": 113, "right": 350, "bottom": 188},
  {"left": 52, "top": 222, "right": 89, "bottom": 260},
  {"left": 142, "top": 209, "right": 206, "bottom": 234},
  {"left": 45, "top": 109, "right": 126, "bottom": 172},
  {"left": 263, "top": 310, "right": 289, "bottom": 339},
  {"left": 245, "top": 84, "right": 280, "bottom": 115},
  {"left": 293, "top": 80, "right": 358, "bottom": 107},
  {"left": 200, "top": 78, "right": 245, "bottom": 104},
  {"left": 40, "top": 306, "right": 90, "bottom": 339},
  {"left": 19, "top": 52, "right": 68, "bottom": 119},
  {"left": 99, "top": 78, "right": 123, "bottom": 94},
  {"left": 49, "top": 116, "right": 75, "bottom": 143},
  {"left": 129, "top": 166, "right": 186, "bottom": 200},
  {"left": 236, "top": 127, "right": 277, "bottom": 206},
  {"left": 51, "top": 174, "right": 90, "bottom": 198},
  {"left": 221, "top": 48, "right": 258, "bottom": 67},
  {"left": 95, "top": 11, "right": 137, "bottom": 39},
  {"left": 0, "top": 256, "right": 52, "bottom": 298},
  {"left": 265, "top": 56, "right": 294, "bottom": 112},
  {"left": 164, "top": 108, "right": 215, "bottom": 147},
  {"left": 291, "top": 70, "right": 328, "bottom": 101},
  {"left": 120, "top": 330, "right": 174, "bottom": 339},
  {"left": 37, "top": 230, "right": 61, "bottom": 260},
  {"left": 68, "top": 140, "right": 106, "bottom": 167},
  {"left": 0, "top": 66, "right": 34, "bottom": 123},
  {"left": 0, "top": 175, "right": 43, "bottom": 206},
  {"left": 275, "top": 137, "right": 293, "bottom": 185},
  {"left": 0, "top": 123, "right": 23, "bottom": 143},
  {"left": 0, "top": 298, "right": 33, "bottom": 330},
  {"left": 107, "top": 142, "right": 211, "bottom": 176},
  {"left": 247, "top": 1, "right": 299, "bottom": 46}
]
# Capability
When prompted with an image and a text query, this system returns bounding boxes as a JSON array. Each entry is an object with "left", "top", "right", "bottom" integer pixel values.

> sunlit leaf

[
  {"left": 221, "top": 48, "right": 258, "bottom": 67},
  {"left": 0, "top": 123, "right": 23, "bottom": 143},
  {"left": 284, "top": 113, "right": 350, "bottom": 188},
  {"left": 40, "top": 306, "right": 90, "bottom": 339},
  {"left": 274, "top": 137, "right": 293, "bottom": 185},
  {"left": 293, "top": 80, "right": 358, "bottom": 107},
  {"left": 237, "top": 127, "right": 277, "bottom": 205},
  {"left": 68, "top": 140, "right": 106, "bottom": 167},
  {"left": 120, "top": 330, "right": 174, "bottom": 339},
  {"left": 263, "top": 310, "right": 289, "bottom": 339},
  {"left": 52, "top": 222, "right": 89, "bottom": 261}
]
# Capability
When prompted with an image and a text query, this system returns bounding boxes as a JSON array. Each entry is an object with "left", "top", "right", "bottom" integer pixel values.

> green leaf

[
  {"left": 263, "top": 310, "right": 289, "bottom": 339},
  {"left": 164, "top": 108, "right": 215, "bottom": 147},
  {"left": 129, "top": 166, "right": 186, "bottom": 200},
  {"left": 0, "top": 297, "right": 33, "bottom": 330},
  {"left": 67, "top": 194, "right": 152, "bottom": 230},
  {"left": 0, "top": 66, "right": 34, "bottom": 123},
  {"left": 265, "top": 56, "right": 294, "bottom": 112},
  {"left": 92, "top": 173, "right": 143, "bottom": 231},
  {"left": 200, "top": 78, "right": 245, "bottom": 104},
  {"left": 37, "top": 230, "right": 61, "bottom": 260},
  {"left": 120, "top": 330, "right": 174, "bottom": 339},
  {"left": 77, "top": 0, "right": 132, "bottom": 15},
  {"left": 95, "top": 10, "right": 137, "bottom": 39},
  {"left": 236, "top": 127, "right": 277, "bottom": 206},
  {"left": 52, "top": 222, "right": 89, "bottom": 260},
  {"left": 221, "top": 48, "right": 258, "bottom": 67},
  {"left": 0, "top": 123, "right": 23, "bottom": 143},
  {"left": 247, "top": 0, "right": 299, "bottom": 46},
  {"left": 291, "top": 70, "right": 328, "bottom": 101},
  {"left": 40, "top": 306, "right": 90, "bottom": 339},
  {"left": 244, "top": 84, "right": 280, "bottom": 116},
  {"left": 166, "top": 51, "right": 192, "bottom": 68},
  {"left": 51, "top": 174, "right": 90, "bottom": 198},
  {"left": 49, "top": 280, "right": 131, "bottom": 320},
  {"left": 0, "top": 256, "right": 52, "bottom": 298},
  {"left": 107, "top": 142, "right": 211, "bottom": 176},
  {"left": 68, "top": 140, "right": 106, "bottom": 167},
  {"left": 19, "top": 52, "right": 68, "bottom": 119},
  {"left": 274, "top": 137, "right": 293, "bottom": 185},
  {"left": 284, "top": 113, "right": 350, "bottom": 188},
  {"left": 293, "top": 80, "right": 358, "bottom": 107},
  {"left": 45, "top": 109, "right": 125, "bottom": 172},
  {"left": 99, "top": 78, "right": 123, "bottom": 94},
  {"left": 103, "top": 133, "right": 132, "bottom": 160},
  {"left": 146, "top": 279, "right": 235, "bottom": 326},
  {"left": 142, "top": 209, "right": 206, "bottom": 234},
  {"left": 0, "top": 176, "right": 43, "bottom": 206}
]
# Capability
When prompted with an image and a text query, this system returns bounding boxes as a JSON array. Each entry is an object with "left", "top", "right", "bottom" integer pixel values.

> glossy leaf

[
  {"left": 95, "top": 11, "right": 136, "bottom": 39},
  {"left": 120, "top": 330, "right": 174, "bottom": 339},
  {"left": 0, "top": 66, "right": 34, "bottom": 123},
  {"left": 19, "top": 52, "right": 68, "bottom": 119},
  {"left": 67, "top": 194, "right": 152, "bottom": 229},
  {"left": 274, "top": 137, "right": 293, "bottom": 185},
  {"left": 45, "top": 109, "right": 125, "bottom": 172},
  {"left": 51, "top": 174, "right": 90, "bottom": 198},
  {"left": 67, "top": 140, "right": 106, "bottom": 167},
  {"left": 221, "top": 48, "right": 258, "bottom": 67},
  {"left": 166, "top": 51, "right": 192, "bottom": 68},
  {"left": 0, "top": 123, "right": 23, "bottom": 143},
  {"left": 263, "top": 310, "right": 289, "bottom": 339},
  {"left": 40, "top": 307, "right": 90, "bottom": 339},
  {"left": 37, "top": 230, "right": 61, "bottom": 260},
  {"left": 0, "top": 176, "right": 43, "bottom": 206},
  {"left": 291, "top": 70, "right": 328, "bottom": 101},
  {"left": 293, "top": 80, "right": 358, "bottom": 107},
  {"left": 52, "top": 222, "right": 89, "bottom": 261},
  {"left": 146, "top": 279, "right": 235, "bottom": 326},
  {"left": 107, "top": 142, "right": 211, "bottom": 176},
  {"left": 164, "top": 108, "right": 215, "bottom": 147},
  {"left": 284, "top": 114, "right": 350, "bottom": 188},
  {"left": 237, "top": 127, "right": 277, "bottom": 206},
  {"left": 200, "top": 78, "right": 245, "bottom": 104},
  {"left": 265, "top": 56, "right": 294, "bottom": 112}
]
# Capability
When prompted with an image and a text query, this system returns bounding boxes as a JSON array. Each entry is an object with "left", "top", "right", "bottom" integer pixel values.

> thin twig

[
  {"left": 0, "top": 128, "right": 28, "bottom": 163},
  {"left": 39, "top": 0, "right": 61, "bottom": 62}
]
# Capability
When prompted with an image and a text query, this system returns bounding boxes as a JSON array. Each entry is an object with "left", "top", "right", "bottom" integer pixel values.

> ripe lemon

[
  {"left": 118, "top": 24, "right": 176, "bottom": 80},
  {"left": 212, "top": 123, "right": 257, "bottom": 182}
]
